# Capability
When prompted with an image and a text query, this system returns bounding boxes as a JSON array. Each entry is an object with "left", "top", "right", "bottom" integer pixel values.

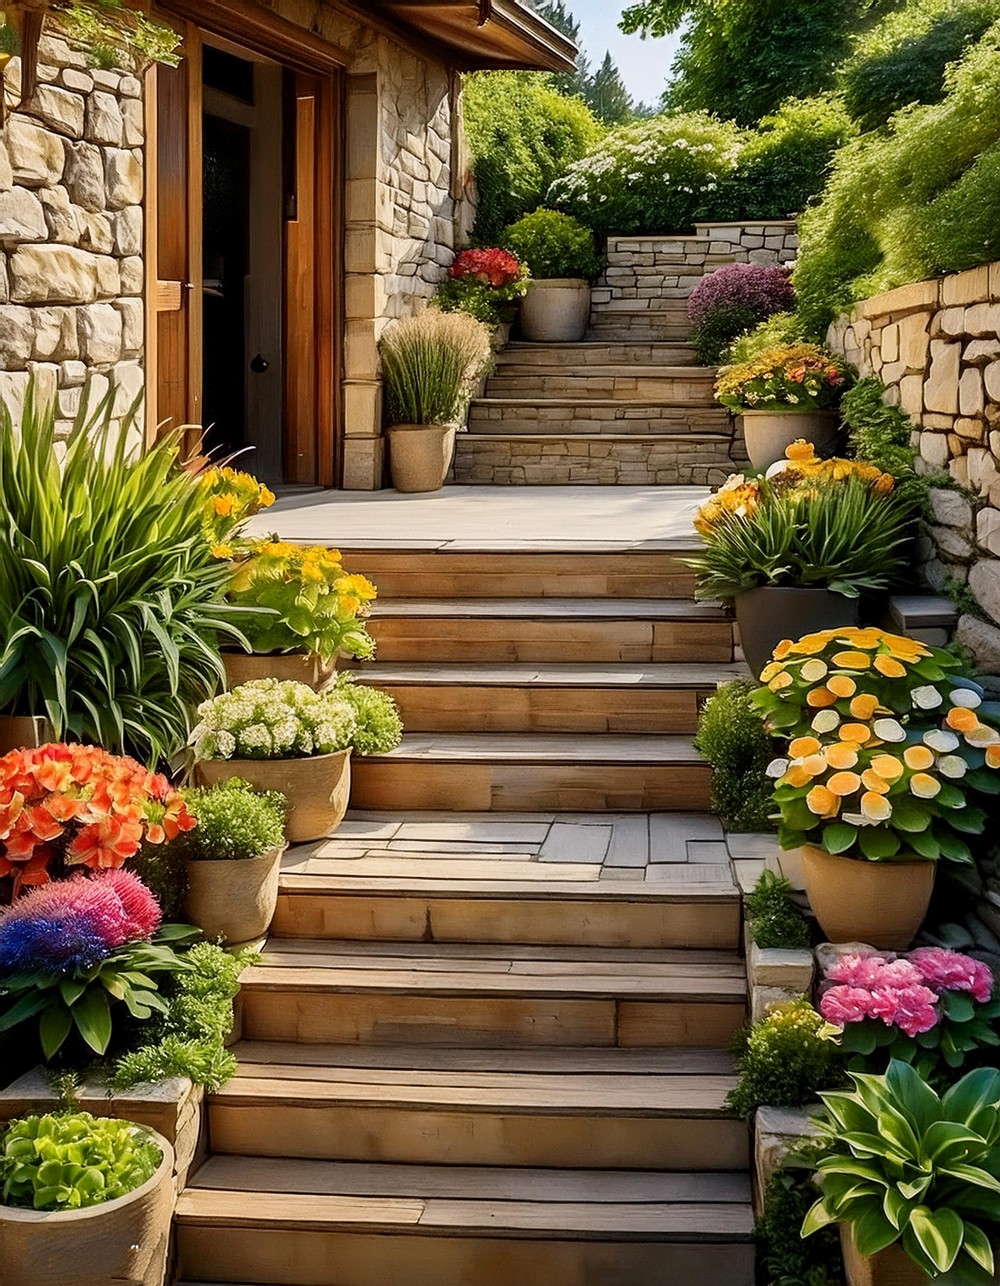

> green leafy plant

[
  {"left": 724, "top": 311, "right": 811, "bottom": 365},
  {"left": 0, "top": 1112, "right": 161, "bottom": 1210},
  {"left": 841, "top": 377, "right": 920, "bottom": 478},
  {"left": 380, "top": 310, "right": 493, "bottom": 426},
  {"left": 181, "top": 780, "right": 286, "bottom": 862},
  {"left": 435, "top": 248, "right": 529, "bottom": 328},
  {"left": 745, "top": 870, "right": 811, "bottom": 949},
  {"left": 727, "top": 998, "right": 844, "bottom": 1120},
  {"left": 54, "top": 0, "right": 181, "bottom": 69},
  {"left": 694, "top": 680, "right": 775, "bottom": 831},
  {"left": 715, "top": 343, "right": 848, "bottom": 413},
  {"left": 755, "top": 1162, "right": 843, "bottom": 1286},
  {"left": 334, "top": 674, "right": 404, "bottom": 756},
  {"left": 803, "top": 1060, "right": 1000, "bottom": 1283},
  {"left": 501, "top": 209, "right": 603, "bottom": 281},
  {"left": 0, "top": 385, "right": 244, "bottom": 765}
]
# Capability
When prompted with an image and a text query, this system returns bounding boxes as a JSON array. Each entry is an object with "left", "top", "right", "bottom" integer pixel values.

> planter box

[{"left": 753, "top": 1104, "right": 823, "bottom": 1218}]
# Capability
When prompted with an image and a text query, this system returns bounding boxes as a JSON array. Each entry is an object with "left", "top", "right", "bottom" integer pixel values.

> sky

[{"left": 568, "top": 1, "right": 683, "bottom": 107}]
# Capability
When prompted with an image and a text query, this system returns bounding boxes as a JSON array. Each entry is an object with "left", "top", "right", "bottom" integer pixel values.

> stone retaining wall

[
  {"left": 827, "top": 264, "right": 1000, "bottom": 671},
  {"left": 0, "top": 31, "right": 144, "bottom": 434}
]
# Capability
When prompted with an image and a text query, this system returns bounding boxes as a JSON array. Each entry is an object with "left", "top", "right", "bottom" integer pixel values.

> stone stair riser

[
  {"left": 454, "top": 438, "right": 741, "bottom": 487},
  {"left": 585, "top": 317, "right": 692, "bottom": 342},
  {"left": 485, "top": 375, "right": 716, "bottom": 402},
  {"left": 467, "top": 405, "right": 730, "bottom": 436},
  {"left": 498, "top": 342, "right": 697, "bottom": 366}
]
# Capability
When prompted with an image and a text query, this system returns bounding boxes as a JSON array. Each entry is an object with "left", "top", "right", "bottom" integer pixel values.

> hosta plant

[
  {"left": 1, "top": 1112, "right": 162, "bottom": 1211},
  {"left": 803, "top": 1060, "right": 1000, "bottom": 1284},
  {"left": 715, "top": 343, "right": 847, "bottom": 412},
  {"left": 819, "top": 946, "right": 1000, "bottom": 1084},
  {"left": 380, "top": 310, "right": 494, "bottom": 425},
  {"left": 755, "top": 628, "right": 1000, "bottom": 863},
  {"left": 0, "top": 871, "right": 195, "bottom": 1058},
  {"left": 434, "top": 248, "right": 529, "bottom": 326}
]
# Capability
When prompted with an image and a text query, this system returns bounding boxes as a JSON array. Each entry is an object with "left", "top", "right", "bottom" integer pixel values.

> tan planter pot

[
  {"left": 385, "top": 423, "right": 456, "bottom": 493},
  {"left": 841, "top": 1225, "right": 928, "bottom": 1286},
  {"left": 0, "top": 1127, "right": 174, "bottom": 1286},
  {"left": 0, "top": 715, "right": 54, "bottom": 754},
  {"left": 765, "top": 843, "right": 806, "bottom": 892},
  {"left": 802, "top": 844, "right": 935, "bottom": 951},
  {"left": 519, "top": 278, "right": 591, "bottom": 343},
  {"left": 184, "top": 844, "right": 285, "bottom": 944},
  {"left": 740, "top": 410, "right": 841, "bottom": 470},
  {"left": 196, "top": 750, "right": 352, "bottom": 844},
  {"left": 222, "top": 650, "right": 338, "bottom": 692}
]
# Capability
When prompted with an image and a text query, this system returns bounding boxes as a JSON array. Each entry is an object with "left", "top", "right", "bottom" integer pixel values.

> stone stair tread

[
  {"left": 491, "top": 365, "right": 717, "bottom": 377},
  {"left": 358, "top": 732, "right": 705, "bottom": 764},
  {"left": 361, "top": 660, "right": 748, "bottom": 686},
  {"left": 472, "top": 397, "right": 715, "bottom": 409},
  {"left": 458, "top": 431, "right": 733, "bottom": 442},
  {"left": 279, "top": 871, "right": 738, "bottom": 899},
  {"left": 504, "top": 341, "right": 697, "bottom": 350},
  {"left": 370, "top": 598, "right": 725, "bottom": 620}
]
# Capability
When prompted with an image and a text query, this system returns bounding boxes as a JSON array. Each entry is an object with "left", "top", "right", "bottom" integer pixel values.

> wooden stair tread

[
  {"left": 257, "top": 939, "right": 743, "bottom": 968},
  {"left": 358, "top": 733, "right": 705, "bottom": 764},
  {"left": 362, "top": 661, "right": 746, "bottom": 687},
  {"left": 370, "top": 598, "right": 724, "bottom": 620},
  {"left": 280, "top": 872, "right": 737, "bottom": 898}
]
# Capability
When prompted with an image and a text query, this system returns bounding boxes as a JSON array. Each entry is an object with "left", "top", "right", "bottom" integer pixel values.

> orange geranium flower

[{"left": 827, "top": 675, "right": 857, "bottom": 699}]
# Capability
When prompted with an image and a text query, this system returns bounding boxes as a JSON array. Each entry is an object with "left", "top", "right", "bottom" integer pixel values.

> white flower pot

[{"left": 519, "top": 279, "right": 591, "bottom": 343}]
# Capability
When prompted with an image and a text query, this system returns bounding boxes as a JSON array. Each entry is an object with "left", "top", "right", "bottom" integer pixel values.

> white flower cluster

[{"left": 191, "top": 679, "right": 357, "bottom": 761}]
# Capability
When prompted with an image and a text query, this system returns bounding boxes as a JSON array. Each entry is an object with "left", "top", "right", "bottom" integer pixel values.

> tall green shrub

[
  {"left": 463, "top": 72, "right": 602, "bottom": 244},
  {"left": 694, "top": 680, "right": 775, "bottom": 832}
]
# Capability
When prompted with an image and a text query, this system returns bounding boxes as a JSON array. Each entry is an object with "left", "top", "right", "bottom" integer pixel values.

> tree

[
  {"left": 619, "top": 0, "right": 904, "bottom": 125},
  {"left": 586, "top": 51, "right": 634, "bottom": 124},
  {"left": 527, "top": 0, "right": 592, "bottom": 97}
]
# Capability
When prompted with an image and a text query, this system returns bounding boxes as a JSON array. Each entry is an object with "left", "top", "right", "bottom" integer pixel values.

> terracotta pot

[
  {"left": 222, "top": 650, "right": 338, "bottom": 692},
  {"left": 840, "top": 1224, "right": 929, "bottom": 1286},
  {"left": 802, "top": 844, "right": 935, "bottom": 951},
  {"left": 196, "top": 750, "right": 352, "bottom": 844},
  {"left": 0, "top": 1126, "right": 174, "bottom": 1286},
  {"left": 740, "top": 410, "right": 841, "bottom": 470},
  {"left": 0, "top": 715, "right": 54, "bottom": 754},
  {"left": 735, "top": 586, "right": 860, "bottom": 679},
  {"left": 519, "top": 279, "right": 591, "bottom": 342},
  {"left": 184, "top": 844, "right": 285, "bottom": 944},
  {"left": 385, "top": 423, "right": 456, "bottom": 493},
  {"left": 765, "top": 843, "right": 806, "bottom": 892}
]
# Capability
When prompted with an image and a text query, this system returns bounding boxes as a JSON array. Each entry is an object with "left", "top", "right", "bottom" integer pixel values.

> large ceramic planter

[
  {"left": 735, "top": 586, "right": 860, "bottom": 679},
  {"left": 0, "top": 715, "right": 54, "bottom": 754},
  {"left": 196, "top": 750, "right": 352, "bottom": 844},
  {"left": 841, "top": 1225, "right": 928, "bottom": 1286},
  {"left": 184, "top": 844, "right": 285, "bottom": 944},
  {"left": 802, "top": 845, "right": 935, "bottom": 951},
  {"left": 741, "top": 410, "right": 841, "bottom": 470},
  {"left": 519, "top": 279, "right": 591, "bottom": 343},
  {"left": 222, "top": 650, "right": 338, "bottom": 692},
  {"left": 385, "top": 423, "right": 456, "bottom": 493},
  {"left": 765, "top": 844, "right": 807, "bottom": 892},
  {"left": 0, "top": 1127, "right": 174, "bottom": 1286}
]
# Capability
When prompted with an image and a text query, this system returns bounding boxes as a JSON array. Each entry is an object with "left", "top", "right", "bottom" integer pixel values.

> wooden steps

[
  {"left": 175, "top": 1159, "right": 754, "bottom": 1286},
  {"left": 236, "top": 939, "right": 746, "bottom": 1049},
  {"left": 208, "top": 1042, "right": 746, "bottom": 1170},
  {"left": 362, "top": 660, "right": 748, "bottom": 733}
]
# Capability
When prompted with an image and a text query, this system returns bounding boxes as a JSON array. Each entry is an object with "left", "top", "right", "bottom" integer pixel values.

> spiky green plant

[
  {"left": 0, "top": 385, "right": 244, "bottom": 765},
  {"left": 379, "top": 311, "right": 493, "bottom": 426}
]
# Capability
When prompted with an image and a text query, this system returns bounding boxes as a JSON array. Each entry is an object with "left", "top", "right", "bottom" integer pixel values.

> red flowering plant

[
  {"left": 435, "top": 247, "right": 530, "bottom": 326},
  {"left": 0, "top": 744, "right": 195, "bottom": 896},
  {"left": 818, "top": 946, "right": 1000, "bottom": 1084}
]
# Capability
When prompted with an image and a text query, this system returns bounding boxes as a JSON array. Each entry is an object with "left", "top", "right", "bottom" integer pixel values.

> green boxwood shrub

[
  {"left": 463, "top": 72, "right": 602, "bottom": 244},
  {"left": 727, "top": 999, "right": 844, "bottom": 1120},
  {"left": 745, "top": 871, "right": 811, "bottom": 950},
  {"left": 181, "top": 779, "right": 287, "bottom": 862},
  {"left": 501, "top": 209, "right": 603, "bottom": 281},
  {"left": 694, "top": 680, "right": 776, "bottom": 832},
  {"left": 547, "top": 112, "right": 744, "bottom": 237}
]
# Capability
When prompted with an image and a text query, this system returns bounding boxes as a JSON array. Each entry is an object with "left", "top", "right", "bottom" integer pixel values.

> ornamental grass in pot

[
  {"left": 191, "top": 676, "right": 402, "bottom": 843},
  {"left": 180, "top": 779, "right": 287, "bottom": 944},
  {"left": 716, "top": 342, "right": 848, "bottom": 468},
  {"left": 688, "top": 442, "right": 913, "bottom": 678},
  {"left": 755, "top": 627, "right": 1000, "bottom": 949},
  {"left": 379, "top": 309, "right": 494, "bottom": 493},
  {"left": 502, "top": 209, "right": 603, "bottom": 343},
  {"left": 0, "top": 1111, "right": 174, "bottom": 1286}
]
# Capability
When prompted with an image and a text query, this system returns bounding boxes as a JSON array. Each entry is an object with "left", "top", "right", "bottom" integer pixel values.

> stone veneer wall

[
  {"left": 827, "top": 263, "right": 1000, "bottom": 671},
  {"left": 0, "top": 30, "right": 144, "bottom": 433}
]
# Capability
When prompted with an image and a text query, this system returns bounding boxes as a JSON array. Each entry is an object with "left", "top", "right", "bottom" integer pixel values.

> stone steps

[
  {"left": 497, "top": 340, "right": 699, "bottom": 367},
  {"left": 453, "top": 433, "right": 740, "bottom": 486},
  {"left": 486, "top": 368, "right": 717, "bottom": 402},
  {"left": 586, "top": 309, "right": 693, "bottom": 342},
  {"left": 468, "top": 398, "right": 730, "bottom": 436}
]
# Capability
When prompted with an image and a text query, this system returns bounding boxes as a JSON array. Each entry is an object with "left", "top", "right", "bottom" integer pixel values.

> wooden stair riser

[
  {"left": 337, "top": 551, "right": 699, "bottom": 600},
  {"left": 485, "top": 373, "right": 717, "bottom": 402},
  {"left": 176, "top": 1226, "right": 755, "bottom": 1286},
  {"left": 208, "top": 1102, "right": 748, "bottom": 1171},
  {"left": 367, "top": 619, "right": 734, "bottom": 664},
  {"left": 467, "top": 403, "right": 730, "bottom": 436},
  {"left": 349, "top": 759, "right": 713, "bottom": 813},
  {"left": 272, "top": 892, "right": 741, "bottom": 951},
  {"left": 238, "top": 990, "right": 745, "bottom": 1050}
]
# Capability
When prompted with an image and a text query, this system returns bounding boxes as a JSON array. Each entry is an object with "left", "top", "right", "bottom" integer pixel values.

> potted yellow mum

[{"left": 754, "top": 628, "right": 1000, "bottom": 949}]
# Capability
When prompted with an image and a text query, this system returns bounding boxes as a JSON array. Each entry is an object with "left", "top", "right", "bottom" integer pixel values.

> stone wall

[
  {"left": 828, "top": 264, "right": 1000, "bottom": 671},
  {"left": 0, "top": 30, "right": 144, "bottom": 433}
]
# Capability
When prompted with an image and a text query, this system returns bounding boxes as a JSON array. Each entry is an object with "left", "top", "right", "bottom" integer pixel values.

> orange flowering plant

[
  {"left": 199, "top": 466, "right": 275, "bottom": 556},
  {"left": 0, "top": 743, "right": 196, "bottom": 895},
  {"left": 715, "top": 342, "right": 847, "bottom": 412},
  {"left": 754, "top": 628, "right": 1000, "bottom": 863}
]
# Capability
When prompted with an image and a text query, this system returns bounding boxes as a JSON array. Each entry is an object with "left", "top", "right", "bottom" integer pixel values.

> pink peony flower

[
  {"left": 820, "top": 985, "right": 876, "bottom": 1026},
  {"left": 910, "top": 947, "right": 994, "bottom": 1004},
  {"left": 867, "top": 984, "right": 940, "bottom": 1037},
  {"left": 823, "top": 952, "right": 922, "bottom": 991}
]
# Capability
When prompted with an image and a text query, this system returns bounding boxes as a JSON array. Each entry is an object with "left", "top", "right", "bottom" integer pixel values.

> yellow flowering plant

[
  {"left": 226, "top": 541, "right": 378, "bottom": 664},
  {"left": 715, "top": 343, "right": 847, "bottom": 412},
  {"left": 199, "top": 466, "right": 275, "bottom": 555},
  {"left": 753, "top": 628, "right": 1000, "bottom": 863}
]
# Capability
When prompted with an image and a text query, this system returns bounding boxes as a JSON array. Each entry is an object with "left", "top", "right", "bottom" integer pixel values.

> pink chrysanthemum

[
  {"left": 95, "top": 868, "right": 162, "bottom": 941},
  {"left": 910, "top": 947, "right": 994, "bottom": 1004}
]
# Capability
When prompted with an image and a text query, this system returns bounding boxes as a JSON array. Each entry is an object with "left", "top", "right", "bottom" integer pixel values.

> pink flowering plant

[
  {"left": 687, "top": 263, "right": 796, "bottom": 365},
  {"left": 819, "top": 946, "right": 1000, "bottom": 1082}
]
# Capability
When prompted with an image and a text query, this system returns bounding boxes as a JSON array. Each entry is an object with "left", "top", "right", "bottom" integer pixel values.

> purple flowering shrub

[
  {"left": 819, "top": 945, "right": 1000, "bottom": 1083},
  {"left": 688, "top": 263, "right": 796, "bottom": 365}
]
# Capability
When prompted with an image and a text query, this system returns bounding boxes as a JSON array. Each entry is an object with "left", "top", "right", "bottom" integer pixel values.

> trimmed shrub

[
  {"left": 463, "top": 72, "right": 602, "bottom": 244},
  {"left": 694, "top": 680, "right": 775, "bottom": 832},
  {"left": 745, "top": 871, "right": 811, "bottom": 950},
  {"left": 501, "top": 209, "right": 603, "bottom": 281},
  {"left": 688, "top": 263, "right": 796, "bottom": 365},
  {"left": 727, "top": 999, "right": 844, "bottom": 1120},
  {"left": 841, "top": 0, "right": 1000, "bottom": 131},
  {"left": 547, "top": 112, "right": 744, "bottom": 237}
]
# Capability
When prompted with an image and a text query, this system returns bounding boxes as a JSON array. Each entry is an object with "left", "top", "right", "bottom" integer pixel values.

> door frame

[{"left": 145, "top": 1, "right": 344, "bottom": 486}]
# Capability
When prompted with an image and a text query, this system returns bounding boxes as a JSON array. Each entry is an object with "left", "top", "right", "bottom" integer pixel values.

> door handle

[{"left": 250, "top": 354, "right": 269, "bottom": 374}]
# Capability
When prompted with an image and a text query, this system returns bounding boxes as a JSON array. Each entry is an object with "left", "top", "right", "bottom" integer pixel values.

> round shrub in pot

[
  {"left": 180, "top": 779, "right": 287, "bottom": 944},
  {"left": 502, "top": 209, "right": 603, "bottom": 343}
]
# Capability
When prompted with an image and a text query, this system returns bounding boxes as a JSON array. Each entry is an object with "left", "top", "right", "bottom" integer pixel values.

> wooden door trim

[{"left": 155, "top": 0, "right": 350, "bottom": 72}]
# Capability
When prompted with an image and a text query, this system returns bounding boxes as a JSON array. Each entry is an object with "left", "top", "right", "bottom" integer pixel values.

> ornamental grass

[{"left": 380, "top": 310, "right": 494, "bottom": 426}]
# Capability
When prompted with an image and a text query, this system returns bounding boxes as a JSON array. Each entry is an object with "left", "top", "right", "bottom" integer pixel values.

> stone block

[
  {"left": 959, "top": 367, "right": 985, "bottom": 418},
  {"left": 0, "top": 304, "right": 34, "bottom": 366},
  {"left": 7, "top": 118, "right": 64, "bottom": 186},
  {"left": 958, "top": 613, "right": 1000, "bottom": 672},
  {"left": 860, "top": 278, "right": 938, "bottom": 318},
  {"left": 919, "top": 431, "right": 950, "bottom": 467},
  {"left": 120, "top": 256, "right": 142, "bottom": 294},
  {"left": 63, "top": 140, "right": 106, "bottom": 211},
  {"left": 116, "top": 296, "right": 143, "bottom": 353},
  {"left": 748, "top": 940, "right": 815, "bottom": 992},
  {"left": 970, "top": 557, "right": 1000, "bottom": 624},
  {"left": 754, "top": 1105, "right": 823, "bottom": 1215},
  {"left": 78, "top": 301, "right": 123, "bottom": 364},
  {"left": 925, "top": 341, "right": 961, "bottom": 414},
  {"left": 341, "top": 434, "right": 385, "bottom": 490},
  {"left": 938, "top": 306, "right": 966, "bottom": 337},
  {"left": 60, "top": 68, "right": 94, "bottom": 95},
  {"left": 26, "top": 84, "right": 85, "bottom": 138},
  {"left": 32, "top": 305, "right": 77, "bottom": 361},
  {"left": 0, "top": 186, "right": 47, "bottom": 244},
  {"left": 941, "top": 265, "right": 991, "bottom": 308},
  {"left": 898, "top": 313, "right": 931, "bottom": 369},
  {"left": 79, "top": 210, "right": 114, "bottom": 255},
  {"left": 965, "top": 338, "right": 1000, "bottom": 365},
  {"left": 122, "top": 98, "right": 144, "bottom": 148},
  {"left": 929, "top": 487, "right": 973, "bottom": 528},
  {"left": 9, "top": 244, "right": 104, "bottom": 304},
  {"left": 114, "top": 204, "right": 142, "bottom": 256},
  {"left": 985, "top": 361, "right": 1000, "bottom": 404},
  {"left": 86, "top": 90, "right": 123, "bottom": 145},
  {"left": 977, "top": 507, "right": 1000, "bottom": 557},
  {"left": 104, "top": 147, "right": 143, "bottom": 208}
]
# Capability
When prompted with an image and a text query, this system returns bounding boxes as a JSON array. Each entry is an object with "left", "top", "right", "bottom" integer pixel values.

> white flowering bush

[
  {"left": 547, "top": 113, "right": 743, "bottom": 237},
  {"left": 191, "top": 679, "right": 357, "bottom": 761}
]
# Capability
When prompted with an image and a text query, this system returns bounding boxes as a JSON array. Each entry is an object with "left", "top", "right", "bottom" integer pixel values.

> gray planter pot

[
  {"left": 519, "top": 279, "right": 591, "bottom": 343},
  {"left": 741, "top": 410, "right": 841, "bottom": 470},
  {"left": 736, "top": 586, "right": 860, "bottom": 678}
]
